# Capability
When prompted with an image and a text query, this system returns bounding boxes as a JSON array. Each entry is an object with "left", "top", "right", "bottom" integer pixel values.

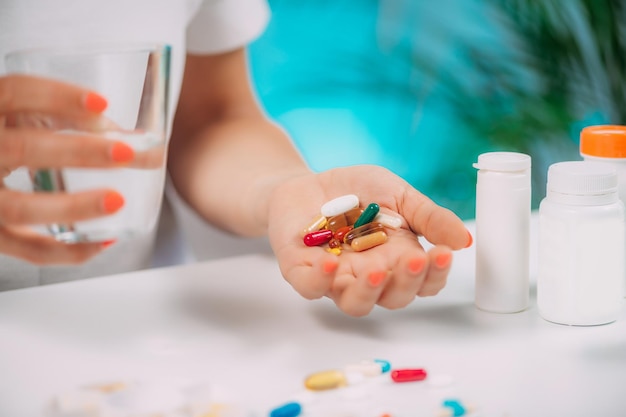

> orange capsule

[
  {"left": 351, "top": 230, "right": 388, "bottom": 252},
  {"left": 328, "top": 238, "right": 342, "bottom": 249},
  {"left": 334, "top": 226, "right": 353, "bottom": 242},
  {"left": 344, "top": 222, "right": 384, "bottom": 245}
]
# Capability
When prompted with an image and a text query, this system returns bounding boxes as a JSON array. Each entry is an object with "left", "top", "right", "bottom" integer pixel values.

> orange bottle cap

[{"left": 580, "top": 125, "right": 626, "bottom": 158}]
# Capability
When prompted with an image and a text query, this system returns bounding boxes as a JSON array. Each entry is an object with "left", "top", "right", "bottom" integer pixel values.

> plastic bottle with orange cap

[
  {"left": 579, "top": 125, "right": 626, "bottom": 302},
  {"left": 580, "top": 125, "right": 626, "bottom": 206}
]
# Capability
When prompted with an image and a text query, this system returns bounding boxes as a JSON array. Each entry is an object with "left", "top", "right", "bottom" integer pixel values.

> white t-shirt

[{"left": 0, "top": 0, "right": 270, "bottom": 290}]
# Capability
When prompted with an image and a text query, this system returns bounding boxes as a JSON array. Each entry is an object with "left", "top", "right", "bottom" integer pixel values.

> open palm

[{"left": 268, "top": 164, "right": 471, "bottom": 316}]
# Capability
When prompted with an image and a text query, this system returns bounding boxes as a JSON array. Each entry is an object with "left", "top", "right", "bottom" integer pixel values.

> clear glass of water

[{"left": 4, "top": 43, "right": 171, "bottom": 243}]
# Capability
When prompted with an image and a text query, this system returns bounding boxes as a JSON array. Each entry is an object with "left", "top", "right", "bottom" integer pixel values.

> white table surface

[{"left": 1, "top": 220, "right": 625, "bottom": 417}]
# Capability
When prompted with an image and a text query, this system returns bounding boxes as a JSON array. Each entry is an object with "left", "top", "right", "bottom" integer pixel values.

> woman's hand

[
  {"left": 268, "top": 165, "right": 472, "bottom": 317},
  {"left": 0, "top": 74, "right": 133, "bottom": 264}
]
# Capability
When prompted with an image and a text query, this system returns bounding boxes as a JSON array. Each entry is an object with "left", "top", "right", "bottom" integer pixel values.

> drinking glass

[{"left": 5, "top": 43, "right": 171, "bottom": 243}]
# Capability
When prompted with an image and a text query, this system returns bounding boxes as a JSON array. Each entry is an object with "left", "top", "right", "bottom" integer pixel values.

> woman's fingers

[
  {"left": 377, "top": 251, "right": 428, "bottom": 309},
  {"left": 333, "top": 269, "right": 390, "bottom": 317},
  {"left": 418, "top": 246, "right": 453, "bottom": 296},
  {"left": 0, "top": 129, "right": 134, "bottom": 169},
  {"left": 0, "top": 226, "right": 109, "bottom": 265},
  {"left": 276, "top": 245, "right": 337, "bottom": 300},
  {"left": 0, "top": 74, "right": 107, "bottom": 116},
  {"left": 0, "top": 189, "right": 124, "bottom": 225},
  {"left": 404, "top": 195, "right": 471, "bottom": 250}
]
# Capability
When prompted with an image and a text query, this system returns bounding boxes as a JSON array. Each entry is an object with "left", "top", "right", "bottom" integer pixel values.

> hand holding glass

[{"left": 5, "top": 43, "right": 171, "bottom": 243}]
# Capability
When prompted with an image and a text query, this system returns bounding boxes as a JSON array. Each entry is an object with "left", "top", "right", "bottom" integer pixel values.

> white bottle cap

[
  {"left": 473, "top": 151, "right": 531, "bottom": 172},
  {"left": 547, "top": 161, "right": 617, "bottom": 195}
]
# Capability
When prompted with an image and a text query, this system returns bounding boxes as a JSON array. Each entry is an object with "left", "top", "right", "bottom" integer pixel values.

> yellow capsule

[
  {"left": 86, "top": 381, "right": 127, "bottom": 393},
  {"left": 326, "top": 247, "right": 342, "bottom": 256},
  {"left": 351, "top": 230, "right": 388, "bottom": 252},
  {"left": 301, "top": 214, "right": 328, "bottom": 237},
  {"left": 304, "top": 370, "right": 348, "bottom": 391}
]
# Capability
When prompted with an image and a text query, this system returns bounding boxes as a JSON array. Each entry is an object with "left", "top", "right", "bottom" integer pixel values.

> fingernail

[
  {"left": 101, "top": 239, "right": 116, "bottom": 248},
  {"left": 368, "top": 271, "right": 386, "bottom": 287},
  {"left": 111, "top": 142, "right": 135, "bottom": 163},
  {"left": 103, "top": 191, "right": 124, "bottom": 214},
  {"left": 84, "top": 92, "right": 108, "bottom": 113},
  {"left": 465, "top": 230, "right": 473, "bottom": 248},
  {"left": 408, "top": 257, "right": 425, "bottom": 274},
  {"left": 323, "top": 261, "right": 338, "bottom": 274},
  {"left": 435, "top": 253, "right": 452, "bottom": 269}
]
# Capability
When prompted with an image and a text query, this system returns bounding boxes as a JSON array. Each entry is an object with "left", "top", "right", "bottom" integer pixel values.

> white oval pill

[
  {"left": 344, "top": 361, "right": 382, "bottom": 377},
  {"left": 320, "top": 194, "right": 359, "bottom": 217},
  {"left": 374, "top": 212, "right": 403, "bottom": 229}
]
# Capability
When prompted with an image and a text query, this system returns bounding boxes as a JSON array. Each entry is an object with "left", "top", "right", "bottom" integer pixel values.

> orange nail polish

[
  {"left": 323, "top": 261, "right": 338, "bottom": 274},
  {"left": 101, "top": 239, "right": 116, "bottom": 248},
  {"left": 465, "top": 230, "right": 474, "bottom": 248},
  {"left": 111, "top": 142, "right": 134, "bottom": 163},
  {"left": 408, "top": 257, "right": 425, "bottom": 274},
  {"left": 84, "top": 92, "right": 108, "bottom": 113},
  {"left": 103, "top": 192, "right": 124, "bottom": 214},
  {"left": 368, "top": 271, "right": 386, "bottom": 287},
  {"left": 435, "top": 253, "right": 452, "bottom": 269}
]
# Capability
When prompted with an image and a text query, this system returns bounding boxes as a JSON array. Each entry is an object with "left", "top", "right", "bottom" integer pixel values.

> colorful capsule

[
  {"left": 344, "top": 360, "right": 383, "bottom": 377},
  {"left": 374, "top": 212, "right": 403, "bottom": 229},
  {"left": 304, "top": 370, "right": 348, "bottom": 391},
  {"left": 390, "top": 368, "right": 427, "bottom": 383},
  {"left": 351, "top": 230, "right": 388, "bottom": 252},
  {"left": 442, "top": 399, "right": 467, "bottom": 417},
  {"left": 269, "top": 401, "right": 302, "bottom": 417},
  {"left": 303, "top": 229, "right": 333, "bottom": 247},
  {"left": 334, "top": 226, "right": 353, "bottom": 242},
  {"left": 343, "top": 222, "right": 384, "bottom": 245},
  {"left": 353, "top": 203, "right": 380, "bottom": 228},
  {"left": 326, "top": 207, "right": 364, "bottom": 232},
  {"left": 373, "top": 359, "right": 391, "bottom": 373},
  {"left": 326, "top": 247, "right": 342, "bottom": 256},
  {"left": 328, "top": 238, "right": 342, "bottom": 249},
  {"left": 320, "top": 194, "right": 359, "bottom": 217},
  {"left": 301, "top": 214, "right": 327, "bottom": 237}
]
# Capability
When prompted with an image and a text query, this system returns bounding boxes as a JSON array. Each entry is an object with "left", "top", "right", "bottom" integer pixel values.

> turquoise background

[{"left": 248, "top": 1, "right": 592, "bottom": 220}]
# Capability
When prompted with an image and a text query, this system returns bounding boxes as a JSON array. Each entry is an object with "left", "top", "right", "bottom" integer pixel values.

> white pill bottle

[
  {"left": 537, "top": 161, "right": 625, "bottom": 326},
  {"left": 474, "top": 152, "right": 531, "bottom": 313},
  {"left": 580, "top": 125, "right": 626, "bottom": 296}
]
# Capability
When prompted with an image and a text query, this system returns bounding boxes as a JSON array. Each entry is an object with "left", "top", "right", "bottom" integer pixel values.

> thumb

[{"left": 402, "top": 189, "right": 472, "bottom": 250}]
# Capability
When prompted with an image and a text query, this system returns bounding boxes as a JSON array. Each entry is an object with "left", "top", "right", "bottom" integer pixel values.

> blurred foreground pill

[
  {"left": 344, "top": 360, "right": 383, "bottom": 377},
  {"left": 269, "top": 401, "right": 302, "bottom": 417},
  {"left": 435, "top": 399, "right": 476, "bottom": 417},
  {"left": 304, "top": 370, "right": 347, "bottom": 391},
  {"left": 54, "top": 389, "right": 103, "bottom": 415},
  {"left": 390, "top": 368, "right": 427, "bottom": 383},
  {"left": 373, "top": 359, "right": 391, "bottom": 373}
]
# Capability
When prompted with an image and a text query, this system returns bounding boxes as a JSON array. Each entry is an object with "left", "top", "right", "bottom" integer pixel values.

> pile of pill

[
  {"left": 269, "top": 358, "right": 478, "bottom": 417},
  {"left": 301, "top": 194, "right": 403, "bottom": 255},
  {"left": 48, "top": 378, "right": 247, "bottom": 417}
]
